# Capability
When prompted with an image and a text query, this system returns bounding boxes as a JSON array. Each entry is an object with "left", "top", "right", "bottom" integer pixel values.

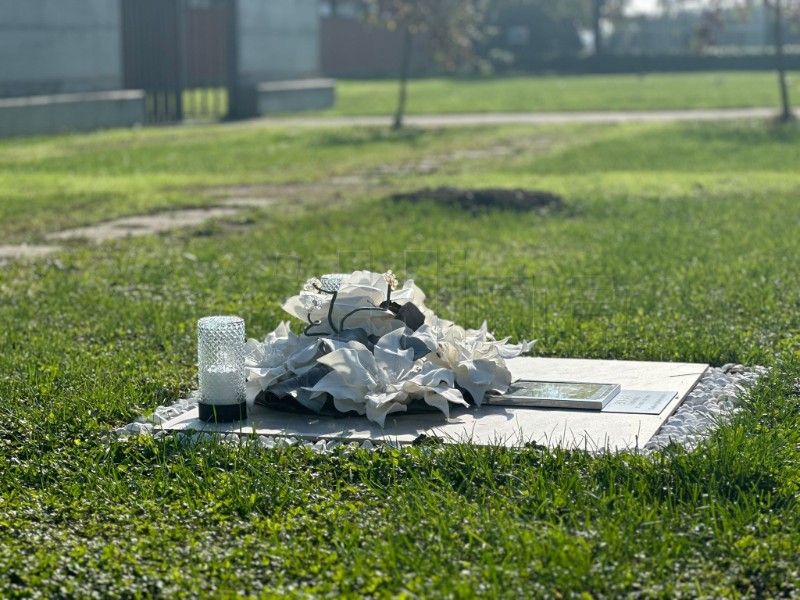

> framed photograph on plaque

[{"left": 486, "top": 381, "right": 621, "bottom": 410}]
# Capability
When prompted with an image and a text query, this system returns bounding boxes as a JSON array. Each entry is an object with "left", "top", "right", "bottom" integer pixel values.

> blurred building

[
  {"left": 0, "top": 0, "right": 333, "bottom": 137},
  {"left": 610, "top": 5, "right": 799, "bottom": 55},
  {"left": 318, "top": 0, "right": 584, "bottom": 77},
  {"left": 319, "top": 0, "right": 432, "bottom": 77},
  {"left": 484, "top": 2, "right": 583, "bottom": 70}
]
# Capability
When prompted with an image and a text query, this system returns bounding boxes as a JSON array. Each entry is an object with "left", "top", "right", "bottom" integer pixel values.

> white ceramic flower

[
  {"left": 282, "top": 270, "right": 425, "bottom": 337},
  {"left": 427, "top": 319, "right": 535, "bottom": 406},
  {"left": 244, "top": 321, "right": 321, "bottom": 404},
  {"left": 307, "top": 327, "right": 467, "bottom": 426},
  {"left": 258, "top": 270, "right": 535, "bottom": 422}
]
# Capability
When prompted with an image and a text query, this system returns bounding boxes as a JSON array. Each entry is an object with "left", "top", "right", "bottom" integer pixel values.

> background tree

[
  {"left": 591, "top": 0, "right": 630, "bottom": 55},
  {"left": 594, "top": 0, "right": 605, "bottom": 54},
  {"left": 360, "top": 0, "right": 490, "bottom": 129},
  {"left": 698, "top": 0, "right": 800, "bottom": 122}
]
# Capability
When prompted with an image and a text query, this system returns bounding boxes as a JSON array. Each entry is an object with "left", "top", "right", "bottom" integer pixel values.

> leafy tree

[
  {"left": 360, "top": 0, "right": 490, "bottom": 129},
  {"left": 698, "top": 0, "right": 799, "bottom": 122}
]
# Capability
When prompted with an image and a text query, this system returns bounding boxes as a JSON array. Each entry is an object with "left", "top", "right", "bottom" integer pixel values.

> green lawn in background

[
  {"left": 317, "top": 71, "right": 799, "bottom": 116},
  {"left": 1, "top": 119, "right": 799, "bottom": 596},
  {"left": 0, "top": 124, "right": 568, "bottom": 243}
]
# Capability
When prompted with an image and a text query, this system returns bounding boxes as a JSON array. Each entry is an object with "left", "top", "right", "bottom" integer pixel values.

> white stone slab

[{"left": 160, "top": 358, "right": 708, "bottom": 450}]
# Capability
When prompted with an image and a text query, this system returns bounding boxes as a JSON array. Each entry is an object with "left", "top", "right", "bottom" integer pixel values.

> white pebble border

[
  {"left": 112, "top": 391, "right": 382, "bottom": 452},
  {"left": 114, "top": 364, "right": 765, "bottom": 453},
  {"left": 643, "top": 363, "right": 765, "bottom": 452}
]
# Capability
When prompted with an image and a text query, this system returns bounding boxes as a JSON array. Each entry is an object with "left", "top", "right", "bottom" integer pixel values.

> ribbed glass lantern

[{"left": 197, "top": 315, "right": 246, "bottom": 422}]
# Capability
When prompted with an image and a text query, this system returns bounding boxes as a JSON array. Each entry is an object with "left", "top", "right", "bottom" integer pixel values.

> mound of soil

[{"left": 391, "top": 187, "right": 565, "bottom": 213}]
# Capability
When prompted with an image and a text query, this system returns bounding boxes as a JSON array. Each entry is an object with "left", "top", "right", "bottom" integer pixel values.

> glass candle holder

[{"left": 197, "top": 315, "right": 247, "bottom": 422}]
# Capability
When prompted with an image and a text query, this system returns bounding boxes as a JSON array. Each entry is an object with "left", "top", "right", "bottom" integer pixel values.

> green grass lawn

[
  {"left": 318, "top": 71, "right": 799, "bottom": 116},
  {"left": 1, "top": 119, "right": 800, "bottom": 596}
]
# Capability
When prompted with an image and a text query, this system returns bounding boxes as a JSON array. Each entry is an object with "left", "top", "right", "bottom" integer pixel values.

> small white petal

[
  {"left": 452, "top": 359, "right": 496, "bottom": 406},
  {"left": 410, "top": 325, "right": 439, "bottom": 353},
  {"left": 244, "top": 338, "right": 263, "bottom": 357},
  {"left": 365, "top": 392, "right": 408, "bottom": 427},
  {"left": 408, "top": 362, "right": 455, "bottom": 389},
  {"left": 374, "top": 328, "right": 415, "bottom": 378},
  {"left": 331, "top": 396, "right": 367, "bottom": 415},
  {"left": 286, "top": 338, "right": 322, "bottom": 371},
  {"left": 309, "top": 369, "right": 370, "bottom": 404},
  {"left": 492, "top": 339, "right": 536, "bottom": 359},
  {"left": 246, "top": 379, "right": 263, "bottom": 403},
  {"left": 490, "top": 364, "right": 513, "bottom": 396}
]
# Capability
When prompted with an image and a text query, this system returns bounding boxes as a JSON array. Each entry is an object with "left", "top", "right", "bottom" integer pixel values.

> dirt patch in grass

[
  {"left": 201, "top": 181, "right": 389, "bottom": 213},
  {"left": 46, "top": 208, "right": 242, "bottom": 243},
  {"left": 0, "top": 244, "right": 62, "bottom": 263},
  {"left": 219, "top": 197, "right": 279, "bottom": 208},
  {"left": 2, "top": 183, "right": 370, "bottom": 265},
  {"left": 390, "top": 186, "right": 566, "bottom": 213},
  {"left": 201, "top": 180, "right": 372, "bottom": 199}
]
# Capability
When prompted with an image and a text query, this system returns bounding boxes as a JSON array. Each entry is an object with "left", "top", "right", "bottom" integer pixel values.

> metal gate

[{"left": 121, "top": 0, "right": 238, "bottom": 123}]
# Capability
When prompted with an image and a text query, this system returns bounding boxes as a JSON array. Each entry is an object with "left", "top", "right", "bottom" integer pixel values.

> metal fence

[{"left": 121, "top": 0, "right": 237, "bottom": 123}]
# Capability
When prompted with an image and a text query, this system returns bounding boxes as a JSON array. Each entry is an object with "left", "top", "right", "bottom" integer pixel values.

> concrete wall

[
  {"left": 0, "top": 0, "right": 122, "bottom": 98},
  {"left": 256, "top": 78, "right": 335, "bottom": 115},
  {"left": 238, "top": 0, "right": 320, "bottom": 84},
  {"left": 0, "top": 90, "right": 145, "bottom": 138}
]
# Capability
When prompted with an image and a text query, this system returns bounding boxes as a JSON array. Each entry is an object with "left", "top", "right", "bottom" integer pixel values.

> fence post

[
  {"left": 226, "top": 0, "right": 240, "bottom": 119},
  {"left": 174, "top": 0, "right": 186, "bottom": 121}
]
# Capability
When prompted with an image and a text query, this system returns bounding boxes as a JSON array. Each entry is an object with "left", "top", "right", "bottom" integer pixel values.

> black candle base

[{"left": 198, "top": 401, "right": 247, "bottom": 423}]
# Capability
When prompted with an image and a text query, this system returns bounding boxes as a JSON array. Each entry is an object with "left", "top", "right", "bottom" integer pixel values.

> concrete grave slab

[{"left": 160, "top": 358, "right": 708, "bottom": 450}]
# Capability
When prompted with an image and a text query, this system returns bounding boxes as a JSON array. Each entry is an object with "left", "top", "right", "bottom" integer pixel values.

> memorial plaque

[{"left": 602, "top": 390, "right": 678, "bottom": 415}]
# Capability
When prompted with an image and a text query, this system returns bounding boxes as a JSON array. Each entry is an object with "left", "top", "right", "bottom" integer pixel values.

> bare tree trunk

[
  {"left": 593, "top": 0, "right": 604, "bottom": 56},
  {"left": 393, "top": 24, "right": 413, "bottom": 130},
  {"left": 773, "top": 0, "right": 793, "bottom": 122}
]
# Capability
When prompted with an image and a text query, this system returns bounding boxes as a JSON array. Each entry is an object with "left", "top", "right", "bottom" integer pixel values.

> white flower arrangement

[{"left": 246, "top": 270, "right": 535, "bottom": 427}]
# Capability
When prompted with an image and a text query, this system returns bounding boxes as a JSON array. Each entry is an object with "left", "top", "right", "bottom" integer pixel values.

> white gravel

[
  {"left": 115, "top": 364, "right": 765, "bottom": 453},
  {"left": 643, "top": 363, "right": 764, "bottom": 452}
]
